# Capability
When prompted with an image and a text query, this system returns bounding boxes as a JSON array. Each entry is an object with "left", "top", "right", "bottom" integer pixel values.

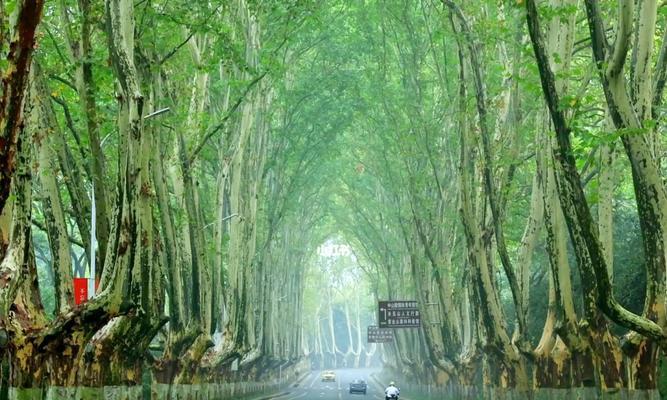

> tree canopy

[{"left": 0, "top": 0, "right": 666, "bottom": 398}]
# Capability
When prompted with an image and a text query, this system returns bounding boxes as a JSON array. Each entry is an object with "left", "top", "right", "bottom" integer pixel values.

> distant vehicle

[
  {"left": 349, "top": 379, "right": 367, "bottom": 394},
  {"left": 385, "top": 381, "right": 400, "bottom": 400},
  {"left": 321, "top": 370, "right": 336, "bottom": 382}
]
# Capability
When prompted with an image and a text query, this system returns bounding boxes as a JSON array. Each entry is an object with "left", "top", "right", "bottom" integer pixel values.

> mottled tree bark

[
  {"left": 0, "top": 0, "right": 45, "bottom": 214},
  {"left": 57, "top": 0, "right": 111, "bottom": 277},
  {"left": 527, "top": 0, "right": 664, "bottom": 391},
  {"left": 78, "top": 0, "right": 167, "bottom": 386}
]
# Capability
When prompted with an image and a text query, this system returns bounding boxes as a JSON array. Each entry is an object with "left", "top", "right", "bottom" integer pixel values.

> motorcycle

[{"left": 385, "top": 395, "right": 399, "bottom": 400}]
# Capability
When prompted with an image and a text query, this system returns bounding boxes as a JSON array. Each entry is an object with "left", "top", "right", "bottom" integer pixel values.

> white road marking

[
  {"left": 270, "top": 368, "right": 388, "bottom": 400},
  {"left": 308, "top": 372, "right": 320, "bottom": 388},
  {"left": 264, "top": 371, "right": 315, "bottom": 400}
]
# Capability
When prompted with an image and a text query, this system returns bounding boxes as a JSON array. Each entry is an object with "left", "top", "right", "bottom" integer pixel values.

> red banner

[{"left": 74, "top": 278, "right": 88, "bottom": 305}]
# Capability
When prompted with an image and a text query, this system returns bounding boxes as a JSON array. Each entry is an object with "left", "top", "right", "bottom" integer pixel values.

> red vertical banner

[{"left": 74, "top": 278, "right": 88, "bottom": 305}]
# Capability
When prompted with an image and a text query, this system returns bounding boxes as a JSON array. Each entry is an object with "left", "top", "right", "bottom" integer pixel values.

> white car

[{"left": 321, "top": 370, "right": 336, "bottom": 382}]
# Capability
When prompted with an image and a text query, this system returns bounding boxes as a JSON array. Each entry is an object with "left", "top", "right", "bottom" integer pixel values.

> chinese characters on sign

[
  {"left": 378, "top": 300, "right": 421, "bottom": 328},
  {"left": 73, "top": 278, "right": 88, "bottom": 305},
  {"left": 367, "top": 326, "right": 394, "bottom": 343}
]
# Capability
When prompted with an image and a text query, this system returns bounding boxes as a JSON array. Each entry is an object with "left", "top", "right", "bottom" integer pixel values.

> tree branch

[
  {"left": 158, "top": 4, "right": 224, "bottom": 65},
  {"left": 606, "top": 0, "right": 633, "bottom": 79},
  {"left": 652, "top": 27, "right": 667, "bottom": 113},
  {"left": 50, "top": 95, "right": 93, "bottom": 178},
  {"left": 32, "top": 219, "right": 85, "bottom": 248},
  {"left": 48, "top": 74, "right": 78, "bottom": 93},
  {"left": 187, "top": 71, "right": 268, "bottom": 166},
  {"left": 159, "top": 31, "right": 196, "bottom": 65}
]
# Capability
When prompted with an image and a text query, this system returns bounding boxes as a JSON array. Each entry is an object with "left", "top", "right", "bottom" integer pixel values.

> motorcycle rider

[{"left": 384, "top": 381, "right": 400, "bottom": 399}]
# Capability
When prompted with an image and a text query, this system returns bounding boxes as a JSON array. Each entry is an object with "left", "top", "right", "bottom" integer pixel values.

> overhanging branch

[{"left": 187, "top": 71, "right": 268, "bottom": 166}]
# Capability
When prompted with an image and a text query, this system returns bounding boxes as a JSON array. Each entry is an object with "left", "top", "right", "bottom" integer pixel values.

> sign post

[
  {"left": 378, "top": 300, "right": 421, "bottom": 328},
  {"left": 89, "top": 184, "right": 96, "bottom": 299}
]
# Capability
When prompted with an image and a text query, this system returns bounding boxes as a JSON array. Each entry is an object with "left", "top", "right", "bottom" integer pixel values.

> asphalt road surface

[{"left": 263, "top": 368, "right": 397, "bottom": 400}]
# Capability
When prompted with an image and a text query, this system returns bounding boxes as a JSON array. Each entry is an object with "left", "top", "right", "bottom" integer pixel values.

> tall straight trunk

[
  {"left": 152, "top": 135, "right": 185, "bottom": 330},
  {"left": 213, "top": 148, "right": 229, "bottom": 332},
  {"left": 221, "top": 56, "right": 271, "bottom": 371},
  {"left": 244, "top": 85, "right": 272, "bottom": 368},
  {"left": 213, "top": 62, "right": 233, "bottom": 334},
  {"left": 51, "top": 114, "right": 92, "bottom": 262},
  {"left": 327, "top": 288, "right": 339, "bottom": 368},
  {"left": 79, "top": 0, "right": 167, "bottom": 386},
  {"left": 353, "top": 291, "right": 362, "bottom": 368},
  {"left": 444, "top": 0, "right": 527, "bottom": 340},
  {"left": 456, "top": 284, "right": 479, "bottom": 386},
  {"left": 0, "top": 199, "right": 10, "bottom": 258},
  {"left": 160, "top": 34, "right": 216, "bottom": 385},
  {"left": 218, "top": 87, "right": 257, "bottom": 362},
  {"left": 217, "top": 3, "right": 262, "bottom": 362},
  {"left": 152, "top": 124, "right": 193, "bottom": 384},
  {"left": 201, "top": 3, "right": 276, "bottom": 374},
  {"left": 516, "top": 171, "right": 544, "bottom": 336},
  {"left": 0, "top": 83, "right": 48, "bottom": 388},
  {"left": 180, "top": 41, "right": 211, "bottom": 330},
  {"left": 537, "top": 129, "right": 589, "bottom": 388},
  {"left": 598, "top": 138, "right": 615, "bottom": 279},
  {"left": 58, "top": 0, "right": 111, "bottom": 278},
  {"left": 401, "top": 218, "right": 456, "bottom": 378},
  {"left": 452, "top": 9, "right": 528, "bottom": 391},
  {"left": 0, "top": 0, "right": 45, "bottom": 213},
  {"left": 33, "top": 67, "right": 75, "bottom": 316}
]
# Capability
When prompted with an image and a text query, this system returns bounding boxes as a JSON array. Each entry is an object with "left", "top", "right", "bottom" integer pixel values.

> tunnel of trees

[{"left": 0, "top": 0, "right": 666, "bottom": 398}]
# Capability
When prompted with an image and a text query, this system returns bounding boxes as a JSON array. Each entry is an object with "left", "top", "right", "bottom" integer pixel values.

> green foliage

[{"left": 33, "top": 231, "right": 56, "bottom": 318}]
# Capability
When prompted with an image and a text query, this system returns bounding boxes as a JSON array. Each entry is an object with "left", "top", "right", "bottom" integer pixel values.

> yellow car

[{"left": 321, "top": 370, "right": 336, "bottom": 382}]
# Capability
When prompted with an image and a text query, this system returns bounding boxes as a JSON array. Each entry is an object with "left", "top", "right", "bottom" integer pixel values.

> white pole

[{"left": 89, "top": 184, "right": 96, "bottom": 298}]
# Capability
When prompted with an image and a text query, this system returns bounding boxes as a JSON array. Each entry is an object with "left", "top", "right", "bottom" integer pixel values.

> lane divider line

[{"left": 308, "top": 371, "right": 320, "bottom": 388}]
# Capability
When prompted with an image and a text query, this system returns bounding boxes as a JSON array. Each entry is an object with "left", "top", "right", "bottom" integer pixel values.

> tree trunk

[
  {"left": 0, "top": 0, "right": 45, "bottom": 213},
  {"left": 453, "top": 12, "right": 528, "bottom": 391},
  {"left": 33, "top": 66, "right": 75, "bottom": 316},
  {"left": 79, "top": 0, "right": 167, "bottom": 386}
]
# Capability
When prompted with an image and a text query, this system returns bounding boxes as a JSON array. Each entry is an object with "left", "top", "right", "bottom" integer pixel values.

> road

[{"left": 263, "top": 368, "right": 395, "bottom": 400}]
